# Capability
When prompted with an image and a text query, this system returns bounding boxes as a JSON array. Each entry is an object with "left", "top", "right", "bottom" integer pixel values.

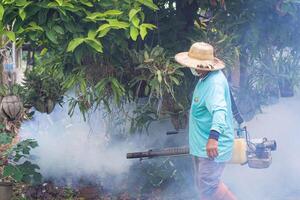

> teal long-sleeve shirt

[{"left": 189, "top": 70, "right": 234, "bottom": 162}]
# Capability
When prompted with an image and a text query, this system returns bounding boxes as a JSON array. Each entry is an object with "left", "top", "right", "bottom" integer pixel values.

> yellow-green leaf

[
  {"left": 19, "top": 8, "right": 26, "bottom": 20},
  {"left": 67, "top": 38, "right": 85, "bottom": 52},
  {"left": 15, "top": 0, "right": 28, "bottom": 6},
  {"left": 129, "top": 8, "right": 141, "bottom": 20},
  {"left": 40, "top": 48, "right": 48, "bottom": 56},
  {"left": 103, "top": 10, "right": 123, "bottom": 16},
  {"left": 132, "top": 15, "right": 140, "bottom": 27},
  {"left": 138, "top": 0, "right": 159, "bottom": 10},
  {"left": 107, "top": 19, "right": 130, "bottom": 29},
  {"left": 80, "top": 0, "right": 93, "bottom": 7},
  {"left": 87, "top": 29, "right": 97, "bottom": 39},
  {"left": 4, "top": 31, "right": 15, "bottom": 41},
  {"left": 140, "top": 25, "right": 147, "bottom": 40},
  {"left": 85, "top": 39, "right": 103, "bottom": 53},
  {"left": 130, "top": 26, "right": 139, "bottom": 41},
  {"left": 98, "top": 28, "right": 111, "bottom": 38},
  {"left": 97, "top": 23, "right": 111, "bottom": 32},
  {"left": 55, "top": 0, "right": 63, "bottom": 6},
  {"left": 0, "top": 4, "right": 4, "bottom": 21},
  {"left": 141, "top": 23, "right": 156, "bottom": 30}
]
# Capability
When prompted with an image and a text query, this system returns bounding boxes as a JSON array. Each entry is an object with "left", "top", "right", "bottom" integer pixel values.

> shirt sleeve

[{"left": 205, "top": 83, "right": 228, "bottom": 134}]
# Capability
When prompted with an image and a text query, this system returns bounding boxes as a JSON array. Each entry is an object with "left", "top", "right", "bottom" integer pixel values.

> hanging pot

[
  {"left": 0, "top": 182, "right": 13, "bottom": 200},
  {"left": 34, "top": 99, "right": 55, "bottom": 114},
  {"left": 0, "top": 95, "right": 23, "bottom": 121}
]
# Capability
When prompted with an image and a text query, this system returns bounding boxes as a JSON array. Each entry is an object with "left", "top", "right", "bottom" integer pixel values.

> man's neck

[{"left": 199, "top": 72, "right": 210, "bottom": 80}]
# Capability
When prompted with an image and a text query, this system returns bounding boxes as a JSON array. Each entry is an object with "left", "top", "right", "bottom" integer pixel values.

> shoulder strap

[{"left": 229, "top": 89, "right": 244, "bottom": 124}]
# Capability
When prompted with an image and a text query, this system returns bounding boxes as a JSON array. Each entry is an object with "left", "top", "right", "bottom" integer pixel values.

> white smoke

[
  {"left": 19, "top": 105, "right": 135, "bottom": 186},
  {"left": 19, "top": 93, "right": 300, "bottom": 199},
  {"left": 224, "top": 93, "right": 300, "bottom": 200}
]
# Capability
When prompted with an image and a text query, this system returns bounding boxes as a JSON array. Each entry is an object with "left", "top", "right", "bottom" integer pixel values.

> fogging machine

[{"left": 126, "top": 127, "right": 277, "bottom": 169}]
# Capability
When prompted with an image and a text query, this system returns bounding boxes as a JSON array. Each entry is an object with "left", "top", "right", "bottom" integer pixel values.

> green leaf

[
  {"left": 19, "top": 8, "right": 26, "bottom": 20},
  {"left": 45, "top": 30, "right": 58, "bottom": 44},
  {"left": 87, "top": 29, "right": 97, "bottom": 39},
  {"left": 85, "top": 39, "right": 103, "bottom": 53},
  {"left": 55, "top": 0, "right": 63, "bottom": 6},
  {"left": 96, "top": 20, "right": 129, "bottom": 34},
  {"left": 3, "top": 164, "right": 23, "bottom": 181},
  {"left": 40, "top": 48, "right": 48, "bottom": 56},
  {"left": 80, "top": 0, "right": 93, "bottom": 7},
  {"left": 86, "top": 12, "right": 105, "bottom": 21},
  {"left": 97, "top": 23, "right": 111, "bottom": 32},
  {"left": 141, "top": 23, "right": 156, "bottom": 30},
  {"left": 27, "top": 22, "right": 44, "bottom": 31},
  {"left": 138, "top": 0, "right": 159, "bottom": 10},
  {"left": 130, "top": 26, "right": 139, "bottom": 41},
  {"left": 4, "top": 31, "right": 16, "bottom": 41},
  {"left": 132, "top": 15, "right": 140, "bottom": 27},
  {"left": 0, "top": 133, "right": 12, "bottom": 145},
  {"left": 107, "top": 19, "right": 130, "bottom": 29},
  {"left": 157, "top": 70, "right": 162, "bottom": 83},
  {"left": 98, "top": 28, "right": 111, "bottom": 38},
  {"left": 140, "top": 25, "right": 147, "bottom": 40},
  {"left": 170, "top": 76, "right": 180, "bottom": 85},
  {"left": 86, "top": 10, "right": 123, "bottom": 21},
  {"left": 47, "top": 2, "right": 59, "bottom": 7},
  {"left": 67, "top": 38, "right": 85, "bottom": 52},
  {"left": 53, "top": 25, "right": 64, "bottom": 35},
  {"left": 129, "top": 8, "right": 141, "bottom": 20},
  {"left": 103, "top": 10, "right": 123, "bottom": 16},
  {"left": 0, "top": 4, "right": 4, "bottom": 21},
  {"left": 15, "top": 0, "right": 28, "bottom": 6}
]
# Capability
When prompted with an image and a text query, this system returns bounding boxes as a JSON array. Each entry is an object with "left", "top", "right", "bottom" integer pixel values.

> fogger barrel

[
  {"left": 127, "top": 147, "right": 189, "bottom": 159},
  {"left": 126, "top": 139, "right": 246, "bottom": 163}
]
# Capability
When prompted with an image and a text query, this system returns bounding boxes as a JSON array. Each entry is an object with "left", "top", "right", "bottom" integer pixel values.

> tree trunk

[{"left": 176, "top": 0, "right": 198, "bottom": 31}]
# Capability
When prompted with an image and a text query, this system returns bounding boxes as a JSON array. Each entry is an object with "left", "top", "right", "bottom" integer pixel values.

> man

[{"left": 175, "top": 42, "right": 238, "bottom": 200}]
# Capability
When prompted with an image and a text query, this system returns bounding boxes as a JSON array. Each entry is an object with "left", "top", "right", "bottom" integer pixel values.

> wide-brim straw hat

[{"left": 175, "top": 42, "right": 225, "bottom": 71}]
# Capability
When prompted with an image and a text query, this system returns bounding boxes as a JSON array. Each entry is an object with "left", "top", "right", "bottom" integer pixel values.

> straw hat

[{"left": 175, "top": 42, "right": 225, "bottom": 71}]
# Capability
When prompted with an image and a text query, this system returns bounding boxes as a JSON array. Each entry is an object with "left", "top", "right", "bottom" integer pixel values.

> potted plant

[
  {"left": 0, "top": 124, "right": 15, "bottom": 200},
  {"left": 0, "top": 126, "right": 42, "bottom": 199},
  {"left": 23, "top": 66, "right": 64, "bottom": 114}
]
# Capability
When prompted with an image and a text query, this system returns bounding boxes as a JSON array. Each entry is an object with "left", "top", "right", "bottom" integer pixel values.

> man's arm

[{"left": 205, "top": 83, "right": 228, "bottom": 158}]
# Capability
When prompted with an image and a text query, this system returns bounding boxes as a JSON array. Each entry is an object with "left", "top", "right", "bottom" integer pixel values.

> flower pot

[
  {"left": 0, "top": 182, "right": 13, "bottom": 200},
  {"left": 0, "top": 95, "right": 23, "bottom": 121}
]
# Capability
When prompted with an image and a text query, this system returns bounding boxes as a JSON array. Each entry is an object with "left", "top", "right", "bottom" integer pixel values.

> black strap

[{"left": 229, "top": 90, "right": 244, "bottom": 124}]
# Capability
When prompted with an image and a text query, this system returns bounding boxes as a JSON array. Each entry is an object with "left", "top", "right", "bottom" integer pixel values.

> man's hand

[{"left": 206, "top": 139, "right": 219, "bottom": 159}]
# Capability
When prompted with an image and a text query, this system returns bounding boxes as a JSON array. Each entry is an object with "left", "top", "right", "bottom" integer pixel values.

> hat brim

[{"left": 175, "top": 52, "right": 225, "bottom": 71}]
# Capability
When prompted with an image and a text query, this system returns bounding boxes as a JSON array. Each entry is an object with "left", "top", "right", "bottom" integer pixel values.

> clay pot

[
  {"left": 78, "top": 186, "right": 99, "bottom": 200},
  {"left": 0, "top": 95, "right": 23, "bottom": 121},
  {"left": 34, "top": 99, "right": 55, "bottom": 114},
  {"left": 0, "top": 182, "right": 13, "bottom": 200}
]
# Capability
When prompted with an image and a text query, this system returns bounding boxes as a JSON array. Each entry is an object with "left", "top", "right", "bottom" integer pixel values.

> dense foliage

[{"left": 1, "top": 0, "right": 300, "bottom": 128}]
